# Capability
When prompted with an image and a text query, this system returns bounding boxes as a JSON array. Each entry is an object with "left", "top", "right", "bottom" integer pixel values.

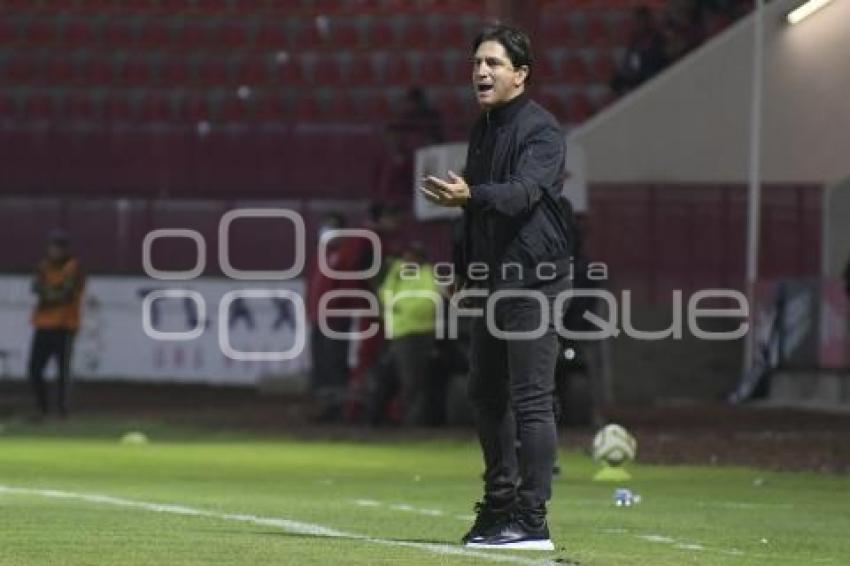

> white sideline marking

[
  {"left": 351, "top": 498, "right": 472, "bottom": 521},
  {"left": 639, "top": 534, "right": 676, "bottom": 544},
  {"left": 0, "top": 485, "right": 551, "bottom": 565}
]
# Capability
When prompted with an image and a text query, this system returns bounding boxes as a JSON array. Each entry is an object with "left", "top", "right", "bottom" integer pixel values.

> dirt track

[{"left": 1, "top": 382, "right": 848, "bottom": 474}]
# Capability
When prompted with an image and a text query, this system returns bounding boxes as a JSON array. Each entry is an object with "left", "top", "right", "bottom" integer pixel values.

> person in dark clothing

[
  {"left": 421, "top": 24, "right": 573, "bottom": 551},
  {"left": 28, "top": 229, "right": 85, "bottom": 418},
  {"left": 610, "top": 7, "right": 668, "bottom": 95}
]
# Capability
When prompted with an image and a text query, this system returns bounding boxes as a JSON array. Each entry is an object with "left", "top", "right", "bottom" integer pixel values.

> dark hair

[{"left": 472, "top": 24, "right": 534, "bottom": 83}]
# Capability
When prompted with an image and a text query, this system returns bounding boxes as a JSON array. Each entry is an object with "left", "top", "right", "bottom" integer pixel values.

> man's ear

[{"left": 514, "top": 65, "right": 529, "bottom": 87}]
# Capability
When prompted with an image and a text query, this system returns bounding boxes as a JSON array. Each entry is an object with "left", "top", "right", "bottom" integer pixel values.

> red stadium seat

[
  {"left": 104, "top": 94, "right": 136, "bottom": 122},
  {"left": 62, "top": 92, "right": 98, "bottom": 121},
  {"left": 235, "top": 57, "right": 270, "bottom": 85},
  {"left": 255, "top": 95, "right": 286, "bottom": 122},
  {"left": 363, "top": 93, "right": 390, "bottom": 122},
  {"left": 586, "top": 14, "right": 612, "bottom": 47},
  {"left": 329, "top": 21, "right": 359, "bottom": 49},
  {"left": 212, "top": 22, "right": 249, "bottom": 50},
  {"left": 140, "top": 93, "right": 173, "bottom": 122},
  {"left": 536, "top": 53, "right": 562, "bottom": 82},
  {"left": 160, "top": 58, "right": 191, "bottom": 85},
  {"left": 137, "top": 18, "right": 172, "bottom": 49},
  {"left": 173, "top": 21, "right": 208, "bottom": 50},
  {"left": 563, "top": 55, "right": 590, "bottom": 85},
  {"left": 103, "top": 20, "right": 137, "bottom": 49},
  {"left": 197, "top": 58, "right": 230, "bottom": 85},
  {"left": 591, "top": 51, "right": 617, "bottom": 83},
  {"left": 367, "top": 20, "right": 396, "bottom": 48},
  {"left": 24, "top": 93, "right": 57, "bottom": 121},
  {"left": 540, "top": 17, "right": 571, "bottom": 48},
  {"left": 23, "top": 20, "right": 59, "bottom": 47},
  {"left": 255, "top": 24, "right": 288, "bottom": 51},
  {"left": 445, "top": 55, "right": 468, "bottom": 85},
  {"left": 325, "top": 94, "right": 358, "bottom": 122},
  {"left": 567, "top": 92, "right": 593, "bottom": 123},
  {"left": 274, "top": 56, "right": 306, "bottom": 85},
  {"left": 294, "top": 21, "right": 323, "bottom": 49},
  {"left": 348, "top": 54, "right": 379, "bottom": 86},
  {"left": 419, "top": 55, "right": 445, "bottom": 85},
  {"left": 177, "top": 94, "right": 212, "bottom": 122},
  {"left": 383, "top": 54, "right": 412, "bottom": 85},
  {"left": 79, "top": 56, "right": 114, "bottom": 85},
  {"left": 311, "top": 56, "right": 342, "bottom": 86},
  {"left": 293, "top": 94, "right": 320, "bottom": 122},
  {"left": 45, "top": 56, "right": 75, "bottom": 85},
  {"left": 62, "top": 20, "right": 95, "bottom": 48},
  {"left": 220, "top": 96, "right": 252, "bottom": 123},
  {"left": 4, "top": 57, "right": 39, "bottom": 84},
  {"left": 403, "top": 20, "right": 432, "bottom": 49},
  {"left": 119, "top": 56, "right": 153, "bottom": 86}
]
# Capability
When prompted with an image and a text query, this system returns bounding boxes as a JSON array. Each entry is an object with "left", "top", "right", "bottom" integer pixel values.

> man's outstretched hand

[{"left": 420, "top": 170, "right": 470, "bottom": 208}]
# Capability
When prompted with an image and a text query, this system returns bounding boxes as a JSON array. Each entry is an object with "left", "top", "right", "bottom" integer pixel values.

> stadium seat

[
  {"left": 24, "top": 93, "right": 57, "bottom": 121},
  {"left": 402, "top": 20, "right": 432, "bottom": 49},
  {"left": 140, "top": 93, "right": 173, "bottom": 122},
  {"left": 177, "top": 94, "right": 212, "bottom": 122},
  {"left": 212, "top": 22, "right": 249, "bottom": 50},
  {"left": 160, "top": 58, "right": 191, "bottom": 85},
  {"left": 255, "top": 24, "right": 288, "bottom": 51},
  {"left": 367, "top": 20, "right": 397, "bottom": 48},
  {"left": 311, "top": 56, "right": 342, "bottom": 86},
  {"left": 23, "top": 20, "right": 59, "bottom": 47},
  {"left": 382, "top": 54, "right": 412, "bottom": 85},
  {"left": 363, "top": 93, "right": 390, "bottom": 122},
  {"left": 591, "top": 51, "right": 617, "bottom": 83},
  {"left": 103, "top": 20, "right": 137, "bottom": 50},
  {"left": 119, "top": 56, "right": 154, "bottom": 86},
  {"left": 586, "top": 14, "right": 612, "bottom": 47},
  {"left": 137, "top": 18, "right": 172, "bottom": 49},
  {"left": 104, "top": 94, "right": 137, "bottom": 122},
  {"left": 329, "top": 20, "right": 359, "bottom": 49},
  {"left": 563, "top": 55, "right": 590, "bottom": 85},
  {"left": 197, "top": 58, "right": 230, "bottom": 85},
  {"left": 419, "top": 55, "right": 445, "bottom": 85},
  {"left": 567, "top": 92, "right": 593, "bottom": 123},
  {"left": 3, "top": 57, "right": 39, "bottom": 84},
  {"left": 274, "top": 56, "right": 306, "bottom": 85},
  {"left": 348, "top": 54, "right": 379, "bottom": 86},
  {"left": 220, "top": 96, "right": 252, "bottom": 123},
  {"left": 173, "top": 21, "right": 208, "bottom": 51},
  {"left": 235, "top": 57, "right": 270, "bottom": 86},
  {"left": 62, "top": 92, "right": 98, "bottom": 121},
  {"left": 255, "top": 94, "right": 286, "bottom": 122},
  {"left": 535, "top": 53, "right": 561, "bottom": 82},
  {"left": 45, "top": 56, "right": 75, "bottom": 85},
  {"left": 293, "top": 94, "right": 320, "bottom": 122},
  {"left": 62, "top": 19, "right": 95, "bottom": 48},
  {"left": 79, "top": 56, "right": 114, "bottom": 85}
]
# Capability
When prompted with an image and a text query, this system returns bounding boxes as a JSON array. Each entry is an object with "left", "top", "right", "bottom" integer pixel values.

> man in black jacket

[{"left": 421, "top": 25, "right": 571, "bottom": 551}]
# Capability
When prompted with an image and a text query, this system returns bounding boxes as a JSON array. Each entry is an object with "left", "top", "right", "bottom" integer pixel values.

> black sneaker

[
  {"left": 460, "top": 500, "right": 513, "bottom": 544},
  {"left": 464, "top": 516, "right": 554, "bottom": 550}
]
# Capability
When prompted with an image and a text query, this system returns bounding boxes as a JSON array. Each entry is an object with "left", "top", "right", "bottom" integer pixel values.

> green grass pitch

[{"left": 0, "top": 419, "right": 847, "bottom": 565}]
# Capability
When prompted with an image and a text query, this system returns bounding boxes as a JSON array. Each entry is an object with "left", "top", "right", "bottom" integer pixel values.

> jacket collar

[{"left": 484, "top": 91, "right": 529, "bottom": 128}]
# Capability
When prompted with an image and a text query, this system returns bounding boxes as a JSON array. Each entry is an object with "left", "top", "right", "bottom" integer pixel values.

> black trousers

[
  {"left": 367, "top": 332, "right": 436, "bottom": 426},
  {"left": 309, "top": 324, "right": 350, "bottom": 410},
  {"left": 28, "top": 328, "right": 76, "bottom": 416},
  {"left": 468, "top": 294, "right": 559, "bottom": 520}
]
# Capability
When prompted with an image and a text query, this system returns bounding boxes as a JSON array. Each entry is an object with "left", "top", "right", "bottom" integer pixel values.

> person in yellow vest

[
  {"left": 28, "top": 230, "right": 85, "bottom": 418},
  {"left": 368, "top": 242, "right": 441, "bottom": 425}
]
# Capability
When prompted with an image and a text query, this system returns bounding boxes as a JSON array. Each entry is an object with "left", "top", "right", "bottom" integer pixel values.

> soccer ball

[{"left": 592, "top": 424, "right": 637, "bottom": 466}]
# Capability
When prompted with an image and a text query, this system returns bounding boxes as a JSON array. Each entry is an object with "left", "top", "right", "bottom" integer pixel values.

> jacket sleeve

[{"left": 466, "top": 121, "right": 565, "bottom": 217}]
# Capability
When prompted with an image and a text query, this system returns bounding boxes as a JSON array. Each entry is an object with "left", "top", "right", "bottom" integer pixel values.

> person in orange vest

[{"left": 28, "top": 229, "right": 85, "bottom": 418}]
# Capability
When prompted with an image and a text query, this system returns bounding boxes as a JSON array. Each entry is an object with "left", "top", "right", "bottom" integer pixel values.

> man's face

[{"left": 472, "top": 40, "right": 527, "bottom": 110}]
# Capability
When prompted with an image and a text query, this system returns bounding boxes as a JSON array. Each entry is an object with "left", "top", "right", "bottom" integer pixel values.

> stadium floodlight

[{"left": 786, "top": 0, "right": 834, "bottom": 25}]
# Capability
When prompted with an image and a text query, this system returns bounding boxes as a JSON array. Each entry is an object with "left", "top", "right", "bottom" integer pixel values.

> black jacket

[{"left": 456, "top": 93, "right": 573, "bottom": 291}]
